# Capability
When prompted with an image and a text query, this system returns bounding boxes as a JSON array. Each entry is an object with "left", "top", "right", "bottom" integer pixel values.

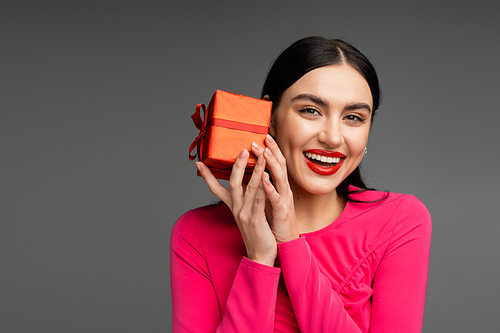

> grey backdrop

[{"left": 2, "top": 1, "right": 499, "bottom": 332}]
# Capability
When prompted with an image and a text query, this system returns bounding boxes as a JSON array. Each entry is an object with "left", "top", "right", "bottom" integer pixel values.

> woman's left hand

[{"left": 252, "top": 135, "right": 300, "bottom": 243}]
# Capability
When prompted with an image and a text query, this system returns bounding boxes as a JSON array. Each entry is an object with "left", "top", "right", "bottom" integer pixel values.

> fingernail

[
  {"left": 257, "top": 154, "right": 264, "bottom": 166},
  {"left": 263, "top": 172, "right": 271, "bottom": 186},
  {"left": 251, "top": 142, "right": 261, "bottom": 150},
  {"left": 265, "top": 148, "right": 273, "bottom": 157},
  {"left": 239, "top": 149, "right": 249, "bottom": 159},
  {"left": 266, "top": 134, "right": 275, "bottom": 144},
  {"left": 195, "top": 162, "right": 202, "bottom": 172}
]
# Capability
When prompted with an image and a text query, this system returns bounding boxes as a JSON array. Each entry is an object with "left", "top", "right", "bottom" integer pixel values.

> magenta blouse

[{"left": 170, "top": 189, "right": 432, "bottom": 332}]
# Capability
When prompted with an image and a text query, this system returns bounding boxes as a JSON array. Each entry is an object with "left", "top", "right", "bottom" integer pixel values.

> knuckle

[
  {"left": 228, "top": 180, "right": 239, "bottom": 189},
  {"left": 254, "top": 195, "right": 264, "bottom": 206},
  {"left": 233, "top": 158, "right": 245, "bottom": 168},
  {"left": 273, "top": 195, "right": 283, "bottom": 206},
  {"left": 238, "top": 211, "right": 249, "bottom": 223},
  {"left": 277, "top": 175, "right": 287, "bottom": 184},
  {"left": 246, "top": 182, "right": 257, "bottom": 194}
]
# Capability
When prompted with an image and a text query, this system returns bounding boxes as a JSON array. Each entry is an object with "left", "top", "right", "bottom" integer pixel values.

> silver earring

[{"left": 363, "top": 147, "right": 368, "bottom": 158}]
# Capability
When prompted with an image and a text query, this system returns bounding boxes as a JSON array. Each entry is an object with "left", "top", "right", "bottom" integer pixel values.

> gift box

[{"left": 189, "top": 90, "right": 272, "bottom": 181}]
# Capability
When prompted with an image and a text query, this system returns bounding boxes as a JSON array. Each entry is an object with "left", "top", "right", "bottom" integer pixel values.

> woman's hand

[
  {"left": 196, "top": 149, "right": 278, "bottom": 267},
  {"left": 252, "top": 135, "right": 300, "bottom": 243}
]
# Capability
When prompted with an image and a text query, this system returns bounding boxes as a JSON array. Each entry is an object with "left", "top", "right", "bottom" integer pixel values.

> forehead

[{"left": 282, "top": 65, "right": 373, "bottom": 108}]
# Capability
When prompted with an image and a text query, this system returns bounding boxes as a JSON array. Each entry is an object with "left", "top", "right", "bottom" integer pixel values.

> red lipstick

[
  {"left": 305, "top": 149, "right": 346, "bottom": 158},
  {"left": 303, "top": 150, "right": 346, "bottom": 176}
]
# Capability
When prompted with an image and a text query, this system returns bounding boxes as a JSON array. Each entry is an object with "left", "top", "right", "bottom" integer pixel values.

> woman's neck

[{"left": 290, "top": 184, "right": 346, "bottom": 235}]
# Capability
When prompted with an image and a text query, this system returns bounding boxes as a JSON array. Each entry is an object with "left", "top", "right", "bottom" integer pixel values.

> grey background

[{"left": 2, "top": 1, "right": 499, "bottom": 332}]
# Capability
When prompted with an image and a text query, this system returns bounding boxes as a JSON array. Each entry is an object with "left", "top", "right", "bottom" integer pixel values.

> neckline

[{"left": 300, "top": 200, "right": 352, "bottom": 238}]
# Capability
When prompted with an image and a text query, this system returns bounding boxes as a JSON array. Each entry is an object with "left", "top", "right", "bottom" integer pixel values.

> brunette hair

[{"left": 261, "top": 36, "right": 385, "bottom": 202}]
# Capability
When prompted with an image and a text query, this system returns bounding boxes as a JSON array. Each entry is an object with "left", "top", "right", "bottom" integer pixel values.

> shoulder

[
  {"left": 385, "top": 192, "right": 431, "bottom": 228},
  {"left": 349, "top": 187, "right": 429, "bottom": 214},
  {"left": 393, "top": 193, "right": 432, "bottom": 238},
  {"left": 171, "top": 202, "right": 239, "bottom": 249},
  {"left": 348, "top": 188, "right": 432, "bottom": 232},
  {"left": 172, "top": 202, "right": 232, "bottom": 235},
  {"left": 347, "top": 190, "right": 432, "bottom": 257}
]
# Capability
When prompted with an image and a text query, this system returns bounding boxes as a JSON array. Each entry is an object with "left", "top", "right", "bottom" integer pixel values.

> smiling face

[{"left": 270, "top": 64, "right": 373, "bottom": 197}]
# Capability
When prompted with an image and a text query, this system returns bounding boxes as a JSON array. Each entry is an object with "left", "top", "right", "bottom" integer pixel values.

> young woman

[{"left": 171, "top": 36, "right": 432, "bottom": 332}]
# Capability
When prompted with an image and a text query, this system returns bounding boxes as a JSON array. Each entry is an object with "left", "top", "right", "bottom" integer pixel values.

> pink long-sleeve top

[{"left": 170, "top": 190, "right": 432, "bottom": 332}]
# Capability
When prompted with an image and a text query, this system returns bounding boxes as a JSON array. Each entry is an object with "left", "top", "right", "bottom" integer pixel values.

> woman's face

[{"left": 270, "top": 64, "right": 373, "bottom": 197}]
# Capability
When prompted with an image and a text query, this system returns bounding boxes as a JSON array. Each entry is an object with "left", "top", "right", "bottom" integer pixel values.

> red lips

[
  {"left": 303, "top": 149, "right": 346, "bottom": 176},
  {"left": 304, "top": 149, "right": 346, "bottom": 158}
]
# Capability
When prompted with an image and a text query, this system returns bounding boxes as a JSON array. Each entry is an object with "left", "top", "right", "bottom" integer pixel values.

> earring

[{"left": 363, "top": 147, "right": 368, "bottom": 158}]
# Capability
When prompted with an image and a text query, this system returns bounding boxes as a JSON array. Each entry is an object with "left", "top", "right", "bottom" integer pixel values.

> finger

[
  {"left": 250, "top": 141, "right": 265, "bottom": 158},
  {"left": 262, "top": 171, "right": 299, "bottom": 243},
  {"left": 251, "top": 175, "right": 268, "bottom": 219},
  {"left": 262, "top": 171, "right": 282, "bottom": 209},
  {"left": 265, "top": 134, "right": 287, "bottom": 172},
  {"left": 263, "top": 146, "right": 289, "bottom": 195},
  {"left": 240, "top": 154, "right": 267, "bottom": 215},
  {"left": 196, "top": 162, "right": 231, "bottom": 206},
  {"left": 228, "top": 149, "right": 249, "bottom": 209}
]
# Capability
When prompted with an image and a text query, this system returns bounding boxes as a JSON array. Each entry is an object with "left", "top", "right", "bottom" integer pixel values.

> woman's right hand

[{"left": 196, "top": 149, "right": 278, "bottom": 267}]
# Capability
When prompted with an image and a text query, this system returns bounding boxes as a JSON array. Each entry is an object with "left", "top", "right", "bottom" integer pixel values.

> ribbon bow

[{"left": 188, "top": 103, "right": 206, "bottom": 161}]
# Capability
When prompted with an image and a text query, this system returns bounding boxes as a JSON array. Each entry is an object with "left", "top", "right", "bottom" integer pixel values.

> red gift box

[{"left": 189, "top": 90, "right": 272, "bottom": 181}]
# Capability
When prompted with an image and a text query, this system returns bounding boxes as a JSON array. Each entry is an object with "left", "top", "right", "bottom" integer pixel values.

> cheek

[
  {"left": 275, "top": 118, "right": 314, "bottom": 158},
  {"left": 344, "top": 129, "right": 370, "bottom": 156},
  {"left": 275, "top": 131, "right": 297, "bottom": 161}
]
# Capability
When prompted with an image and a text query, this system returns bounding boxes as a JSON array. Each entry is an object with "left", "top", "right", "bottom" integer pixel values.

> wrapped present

[{"left": 189, "top": 90, "right": 272, "bottom": 181}]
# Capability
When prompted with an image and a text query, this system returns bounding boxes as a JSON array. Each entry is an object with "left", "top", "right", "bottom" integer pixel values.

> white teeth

[{"left": 304, "top": 152, "right": 341, "bottom": 163}]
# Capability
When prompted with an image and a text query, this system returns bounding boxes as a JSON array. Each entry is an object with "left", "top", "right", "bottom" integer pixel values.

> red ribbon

[
  {"left": 189, "top": 104, "right": 207, "bottom": 161},
  {"left": 189, "top": 104, "right": 269, "bottom": 161},
  {"left": 209, "top": 118, "right": 269, "bottom": 135}
]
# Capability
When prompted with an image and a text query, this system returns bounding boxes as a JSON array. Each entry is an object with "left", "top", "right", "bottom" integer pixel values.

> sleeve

[
  {"left": 369, "top": 196, "right": 432, "bottom": 332},
  {"left": 277, "top": 195, "right": 432, "bottom": 333},
  {"left": 170, "top": 210, "right": 282, "bottom": 333},
  {"left": 278, "top": 237, "right": 363, "bottom": 332}
]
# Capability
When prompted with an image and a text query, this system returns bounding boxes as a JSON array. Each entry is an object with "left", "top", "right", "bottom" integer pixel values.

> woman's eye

[
  {"left": 344, "top": 114, "right": 365, "bottom": 124},
  {"left": 298, "top": 107, "right": 320, "bottom": 116}
]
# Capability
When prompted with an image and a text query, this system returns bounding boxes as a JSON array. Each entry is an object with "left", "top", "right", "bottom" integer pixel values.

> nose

[{"left": 318, "top": 119, "right": 344, "bottom": 148}]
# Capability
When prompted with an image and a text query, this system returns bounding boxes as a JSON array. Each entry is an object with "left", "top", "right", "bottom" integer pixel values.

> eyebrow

[
  {"left": 345, "top": 103, "right": 372, "bottom": 114},
  {"left": 290, "top": 94, "right": 329, "bottom": 108},
  {"left": 290, "top": 93, "right": 372, "bottom": 114}
]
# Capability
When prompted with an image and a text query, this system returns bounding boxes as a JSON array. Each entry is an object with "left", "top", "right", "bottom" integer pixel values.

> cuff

[
  {"left": 241, "top": 256, "right": 282, "bottom": 275},
  {"left": 277, "top": 235, "right": 306, "bottom": 251}
]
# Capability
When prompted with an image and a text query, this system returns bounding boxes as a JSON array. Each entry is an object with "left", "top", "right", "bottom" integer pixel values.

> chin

[{"left": 293, "top": 177, "right": 343, "bottom": 196}]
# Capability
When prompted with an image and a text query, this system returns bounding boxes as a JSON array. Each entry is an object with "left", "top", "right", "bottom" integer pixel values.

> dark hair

[{"left": 261, "top": 36, "right": 385, "bottom": 202}]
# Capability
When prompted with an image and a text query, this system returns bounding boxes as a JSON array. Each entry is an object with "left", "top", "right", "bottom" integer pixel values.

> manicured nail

[
  {"left": 251, "top": 142, "right": 261, "bottom": 150},
  {"left": 263, "top": 172, "right": 271, "bottom": 186},
  {"left": 265, "top": 148, "right": 273, "bottom": 157},
  {"left": 195, "top": 162, "right": 202, "bottom": 172},
  {"left": 257, "top": 154, "right": 264, "bottom": 166},
  {"left": 266, "top": 134, "right": 275, "bottom": 144},
  {"left": 239, "top": 149, "right": 249, "bottom": 159}
]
